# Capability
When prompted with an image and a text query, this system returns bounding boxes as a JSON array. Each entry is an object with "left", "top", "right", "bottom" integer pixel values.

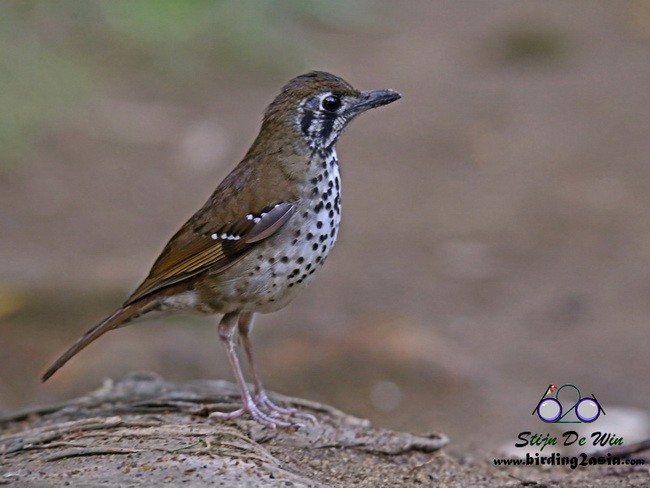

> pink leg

[
  {"left": 209, "top": 312, "right": 290, "bottom": 427},
  {"left": 238, "top": 312, "right": 315, "bottom": 423}
]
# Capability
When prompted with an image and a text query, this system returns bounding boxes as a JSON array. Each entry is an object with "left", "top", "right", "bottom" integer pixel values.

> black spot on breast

[
  {"left": 322, "top": 192, "right": 329, "bottom": 201},
  {"left": 255, "top": 265, "right": 261, "bottom": 271},
  {"left": 322, "top": 245, "right": 328, "bottom": 252},
  {"left": 328, "top": 180, "right": 333, "bottom": 188},
  {"left": 269, "top": 257, "right": 275, "bottom": 264},
  {"left": 306, "top": 232, "right": 314, "bottom": 240},
  {"left": 310, "top": 177, "right": 318, "bottom": 185},
  {"left": 316, "top": 221, "right": 323, "bottom": 229},
  {"left": 330, "top": 228, "right": 336, "bottom": 237},
  {"left": 325, "top": 202, "right": 332, "bottom": 210},
  {"left": 319, "top": 234, "right": 327, "bottom": 242},
  {"left": 314, "top": 202, "right": 324, "bottom": 213},
  {"left": 281, "top": 256, "right": 289, "bottom": 263},
  {"left": 297, "top": 257, "right": 304, "bottom": 264},
  {"left": 335, "top": 177, "right": 340, "bottom": 190},
  {"left": 302, "top": 211, "right": 309, "bottom": 218},
  {"left": 329, "top": 210, "right": 334, "bottom": 218},
  {"left": 312, "top": 243, "right": 319, "bottom": 251}
]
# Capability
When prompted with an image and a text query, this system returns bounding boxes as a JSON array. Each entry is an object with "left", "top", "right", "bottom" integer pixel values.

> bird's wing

[{"left": 125, "top": 201, "right": 295, "bottom": 305}]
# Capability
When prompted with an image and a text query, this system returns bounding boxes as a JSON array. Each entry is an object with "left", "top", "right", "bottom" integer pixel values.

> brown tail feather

[{"left": 42, "top": 303, "right": 143, "bottom": 382}]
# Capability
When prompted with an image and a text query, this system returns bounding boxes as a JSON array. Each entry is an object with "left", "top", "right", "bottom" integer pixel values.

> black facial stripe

[
  {"left": 301, "top": 111, "right": 314, "bottom": 136},
  {"left": 299, "top": 94, "right": 347, "bottom": 149},
  {"left": 320, "top": 117, "right": 335, "bottom": 143}
]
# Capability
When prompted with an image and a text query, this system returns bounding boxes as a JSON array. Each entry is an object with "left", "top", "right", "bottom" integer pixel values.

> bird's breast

[{"left": 196, "top": 152, "right": 342, "bottom": 314}]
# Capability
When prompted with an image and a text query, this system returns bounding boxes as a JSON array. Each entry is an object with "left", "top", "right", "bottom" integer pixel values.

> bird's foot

[
  {"left": 209, "top": 397, "right": 294, "bottom": 428},
  {"left": 209, "top": 391, "right": 316, "bottom": 427},
  {"left": 255, "top": 391, "right": 317, "bottom": 424}
]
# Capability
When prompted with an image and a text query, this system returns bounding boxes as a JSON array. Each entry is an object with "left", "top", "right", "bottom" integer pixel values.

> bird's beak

[{"left": 349, "top": 89, "right": 401, "bottom": 114}]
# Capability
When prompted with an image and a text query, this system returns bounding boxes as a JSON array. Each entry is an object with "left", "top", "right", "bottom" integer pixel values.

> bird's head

[{"left": 259, "top": 71, "right": 401, "bottom": 152}]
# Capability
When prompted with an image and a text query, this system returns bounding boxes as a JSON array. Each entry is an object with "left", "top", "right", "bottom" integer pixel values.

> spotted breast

[{"left": 196, "top": 148, "right": 341, "bottom": 314}]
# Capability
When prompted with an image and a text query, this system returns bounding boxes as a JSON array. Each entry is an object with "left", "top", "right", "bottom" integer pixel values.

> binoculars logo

[{"left": 533, "top": 384, "right": 606, "bottom": 423}]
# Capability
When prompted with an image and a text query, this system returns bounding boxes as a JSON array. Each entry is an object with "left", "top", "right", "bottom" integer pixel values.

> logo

[
  {"left": 491, "top": 382, "right": 645, "bottom": 468},
  {"left": 533, "top": 383, "right": 606, "bottom": 423}
]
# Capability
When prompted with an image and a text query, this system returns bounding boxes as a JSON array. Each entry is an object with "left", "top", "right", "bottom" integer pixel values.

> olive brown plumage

[{"left": 43, "top": 72, "right": 400, "bottom": 426}]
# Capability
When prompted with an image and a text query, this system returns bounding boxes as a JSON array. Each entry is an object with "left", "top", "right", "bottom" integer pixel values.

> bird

[{"left": 42, "top": 71, "right": 401, "bottom": 426}]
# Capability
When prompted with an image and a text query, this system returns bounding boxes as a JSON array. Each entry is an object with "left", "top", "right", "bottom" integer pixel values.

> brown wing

[{"left": 124, "top": 202, "right": 295, "bottom": 305}]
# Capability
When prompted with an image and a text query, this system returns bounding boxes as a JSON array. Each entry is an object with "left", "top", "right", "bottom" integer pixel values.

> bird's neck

[
  {"left": 296, "top": 146, "right": 340, "bottom": 200},
  {"left": 243, "top": 118, "right": 341, "bottom": 199},
  {"left": 307, "top": 146, "right": 338, "bottom": 177}
]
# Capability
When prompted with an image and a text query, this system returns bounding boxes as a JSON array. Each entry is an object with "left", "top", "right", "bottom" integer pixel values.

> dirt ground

[
  {"left": 2, "top": 2, "right": 650, "bottom": 486},
  {"left": 2, "top": 374, "right": 648, "bottom": 487}
]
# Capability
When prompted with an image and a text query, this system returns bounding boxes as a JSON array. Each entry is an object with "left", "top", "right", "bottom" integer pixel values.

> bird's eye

[{"left": 321, "top": 95, "right": 342, "bottom": 113}]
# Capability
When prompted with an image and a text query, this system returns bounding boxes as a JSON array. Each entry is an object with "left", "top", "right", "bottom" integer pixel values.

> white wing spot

[{"left": 210, "top": 233, "right": 219, "bottom": 240}]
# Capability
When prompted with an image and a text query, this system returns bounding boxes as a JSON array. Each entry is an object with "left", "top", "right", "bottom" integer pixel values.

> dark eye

[{"left": 321, "top": 95, "right": 341, "bottom": 113}]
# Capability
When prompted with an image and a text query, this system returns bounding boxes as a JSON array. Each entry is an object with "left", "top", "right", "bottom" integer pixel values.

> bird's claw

[
  {"left": 209, "top": 392, "right": 315, "bottom": 428},
  {"left": 256, "top": 391, "right": 317, "bottom": 424}
]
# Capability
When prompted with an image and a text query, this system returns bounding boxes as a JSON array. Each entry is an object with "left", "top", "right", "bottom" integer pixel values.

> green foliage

[
  {"left": 0, "top": 4, "right": 90, "bottom": 164},
  {"left": 0, "top": 0, "right": 374, "bottom": 168}
]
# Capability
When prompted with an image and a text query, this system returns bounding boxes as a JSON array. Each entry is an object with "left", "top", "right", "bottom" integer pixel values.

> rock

[{"left": 0, "top": 372, "right": 447, "bottom": 487}]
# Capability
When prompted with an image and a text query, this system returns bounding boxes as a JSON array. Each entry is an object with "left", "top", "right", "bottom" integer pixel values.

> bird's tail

[{"left": 42, "top": 302, "right": 147, "bottom": 382}]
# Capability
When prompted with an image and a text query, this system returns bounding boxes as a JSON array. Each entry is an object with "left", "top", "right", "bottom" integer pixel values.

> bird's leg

[
  {"left": 209, "top": 312, "right": 290, "bottom": 427},
  {"left": 237, "top": 312, "right": 290, "bottom": 414},
  {"left": 238, "top": 312, "right": 316, "bottom": 423}
]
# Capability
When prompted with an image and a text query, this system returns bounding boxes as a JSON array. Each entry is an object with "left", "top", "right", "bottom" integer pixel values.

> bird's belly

[{"left": 223, "top": 202, "right": 340, "bottom": 313}]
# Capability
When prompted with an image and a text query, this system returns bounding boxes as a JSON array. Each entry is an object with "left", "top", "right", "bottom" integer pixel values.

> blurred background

[{"left": 2, "top": 0, "right": 650, "bottom": 453}]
